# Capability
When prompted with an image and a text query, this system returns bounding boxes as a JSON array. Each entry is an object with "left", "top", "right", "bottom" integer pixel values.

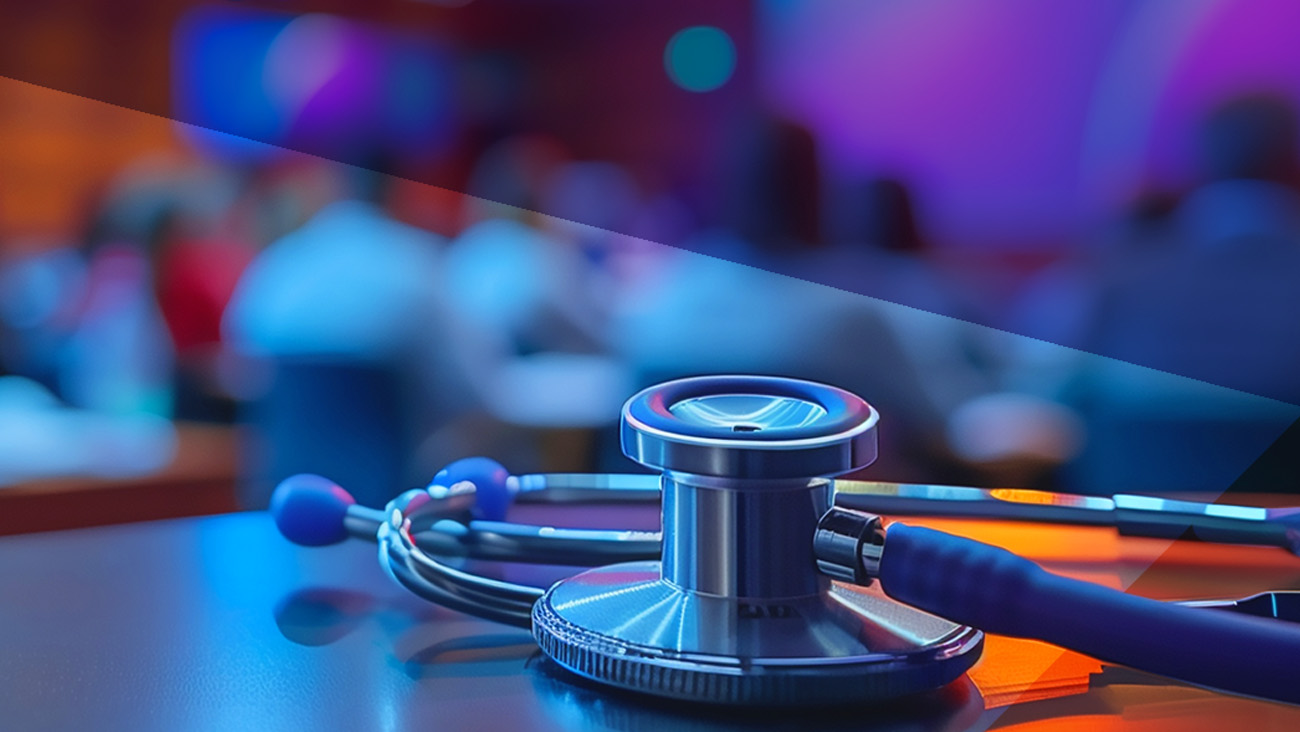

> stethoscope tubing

[
  {"left": 881, "top": 524, "right": 1300, "bottom": 705},
  {"left": 326, "top": 473, "right": 1300, "bottom": 703},
  {"left": 380, "top": 520, "right": 541, "bottom": 627},
  {"left": 360, "top": 471, "right": 1300, "bottom": 558}
]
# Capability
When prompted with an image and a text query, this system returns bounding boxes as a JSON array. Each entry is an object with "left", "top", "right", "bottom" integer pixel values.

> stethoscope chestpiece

[{"left": 532, "top": 375, "right": 983, "bottom": 707}]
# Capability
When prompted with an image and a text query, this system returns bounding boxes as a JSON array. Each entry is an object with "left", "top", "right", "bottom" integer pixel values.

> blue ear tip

[
  {"left": 271, "top": 474, "right": 356, "bottom": 547},
  {"left": 433, "top": 457, "right": 513, "bottom": 521}
]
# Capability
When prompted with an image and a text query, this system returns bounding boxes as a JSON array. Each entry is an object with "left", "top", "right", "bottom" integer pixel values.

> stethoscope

[{"left": 271, "top": 375, "right": 1300, "bottom": 707}]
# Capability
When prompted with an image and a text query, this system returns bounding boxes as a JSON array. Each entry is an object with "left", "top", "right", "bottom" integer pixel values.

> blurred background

[{"left": 2, "top": 0, "right": 1300, "bottom": 533}]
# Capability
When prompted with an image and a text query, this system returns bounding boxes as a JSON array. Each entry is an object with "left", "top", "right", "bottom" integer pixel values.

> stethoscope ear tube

[{"left": 877, "top": 523, "right": 1300, "bottom": 705}]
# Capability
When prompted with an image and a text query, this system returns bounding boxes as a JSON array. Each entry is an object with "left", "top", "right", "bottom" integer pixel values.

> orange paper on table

[{"left": 971, "top": 635, "right": 1103, "bottom": 708}]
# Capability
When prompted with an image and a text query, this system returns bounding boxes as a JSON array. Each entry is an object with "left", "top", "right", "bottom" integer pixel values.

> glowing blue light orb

[{"left": 665, "top": 26, "right": 736, "bottom": 93}]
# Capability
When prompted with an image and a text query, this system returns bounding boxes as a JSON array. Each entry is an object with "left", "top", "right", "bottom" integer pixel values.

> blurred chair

[{"left": 240, "top": 356, "right": 407, "bottom": 509}]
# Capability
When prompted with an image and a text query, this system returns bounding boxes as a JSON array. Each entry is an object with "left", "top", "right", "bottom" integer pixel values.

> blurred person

[
  {"left": 999, "top": 186, "right": 1187, "bottom": 421},
  {"left": 610, "top": 125, "right": 979, "bottom": 482},
  {"left": 0, "top": 173, "right": 191, "bottom": 482},
  {"left": 1053, "top": 93, "right": 1300, "bottom": 494},
  {"left": 537, "top": 161, "right": 648, "bottom": 344},
  {"left": 827, "top": 177, "right": 995, "bottom": 426},
  {"left": 0, "top": 241, "right": 87, "bottom": 393},
  {"left": 1085, "top": 93, "right": 1300, "bottom": 399},
  {"left": 62, "top": 242, "right": 174, "bottom": 417},
  {"left": 54, "top": 168, "right": 203, "bottom": 417},
  {"left": 815, "top": 176, "right": 1035, "bottom": 483},
  {"left": 715, "top": 117, "right": 823, "bottom": 255},
  {"left": 66, "top": 158, "right": 254, "bottom": 416},
  {"left": 223, "top": 157, "right": 471, "bottom": 507},
  {"left": 150, "top": 219, "right": 255, "bottom": 422},
  {"left": 2, "top": 159, "right": 244, "bottom": 430},
  {"left": 1199, "top": 92, "right": 1300, "bottom": 189},
  {"left": 57, "top": 158, "right": 252, "bottom": 422},
  {"left": 814, "top": 176, "right": 967, "bottom": 314},
  {"left": 768, "top": 173, "right": 1080, "bottom": 487},
  {"left": 141, "top": 163, "right": 261, "bottom": 423},
  {"left": 459, "top": 134, "right": 569, "bottom": 228},
  {"left": 444, "top": 154, "right": 625, "bottom": 359},
  {"left": 1007, "top": 188, "right": 1182, "bottom": 365},
  {"left": 433, "top": 145, "right": 639, "bottom": 472},
  {"left": 609, "top": 117, "right": 830, "bottom": 388}
]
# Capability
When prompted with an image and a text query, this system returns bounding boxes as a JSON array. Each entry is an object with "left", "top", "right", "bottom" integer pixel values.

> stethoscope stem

[{"left": 343, "top": 504, "right": 386, "bottom": 540}]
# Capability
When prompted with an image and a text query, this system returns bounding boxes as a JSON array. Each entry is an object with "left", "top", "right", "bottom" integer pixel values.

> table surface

[
  {"left": 2, "top": 502, "right": 1300, "bottom": 732},
  {"left": 0, "top": 424, "right": 239, "bottom": 536}
]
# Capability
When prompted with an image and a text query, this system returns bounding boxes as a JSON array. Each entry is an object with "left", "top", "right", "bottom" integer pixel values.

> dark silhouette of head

[
  {"left": 81, "top": 186, "right": 182, "bottom": 259},
  {"left": 1199, "top": 93, "right": 1300, "bottom": 185},
  {"left": 723, "top": 118, "right": 823, "bottom": 251},
  {"left": 344, "top": 150, "right": 400, "bottom": 207},
  {"left": 852, "top": 177, "right": 926, "bottom": 254},
  {"left": 465, "top": 134, "right": 570, "bottom": 219}
]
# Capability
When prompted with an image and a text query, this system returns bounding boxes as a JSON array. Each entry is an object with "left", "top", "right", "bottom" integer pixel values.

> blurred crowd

[{"left": 3, "top": 92, "right": 1299, "bottom": 504}]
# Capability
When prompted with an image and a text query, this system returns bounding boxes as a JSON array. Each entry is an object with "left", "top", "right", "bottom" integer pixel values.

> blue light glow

[{"left": 665, "top": 26, "right": 736, "bottom": 93}]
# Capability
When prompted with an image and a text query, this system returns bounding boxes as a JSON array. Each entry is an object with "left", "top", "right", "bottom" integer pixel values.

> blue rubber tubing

[{"left": 879, "top": 524, "right": 1300, "bottom": 705}]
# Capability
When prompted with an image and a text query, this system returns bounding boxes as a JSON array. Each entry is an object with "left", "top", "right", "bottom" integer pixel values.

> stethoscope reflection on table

[{"left": 272, "top": 375, "right": 1300, "bottom": 707}]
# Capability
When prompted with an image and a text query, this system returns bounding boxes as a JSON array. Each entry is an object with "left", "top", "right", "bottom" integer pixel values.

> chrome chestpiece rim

[
  {"left": 620, "top": 374, "right": 879, "bottom": 480},
  {"left": 532, "top": 375, "right": 984, "bottom": 706}
]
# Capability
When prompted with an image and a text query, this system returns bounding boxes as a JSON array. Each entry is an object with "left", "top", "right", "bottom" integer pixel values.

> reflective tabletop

[{"left": 2, "top": 502, "right": 1299, "bottom": 731}]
